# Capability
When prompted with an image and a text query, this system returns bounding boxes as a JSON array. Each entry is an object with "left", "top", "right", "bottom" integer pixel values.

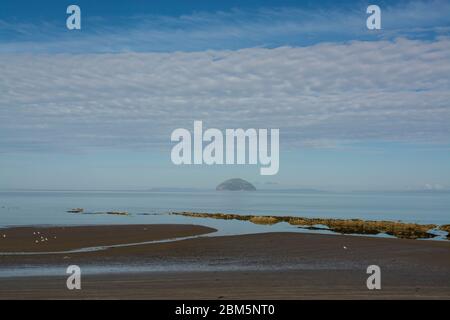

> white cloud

[{"left": 0, "top": 37, "right": 449, "bottom": 152}]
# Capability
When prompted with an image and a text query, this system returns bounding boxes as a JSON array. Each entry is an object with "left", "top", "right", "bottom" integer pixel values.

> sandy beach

[
  {"left": 0, "top": 224, "right": 449, "bottom": 299},
  {"left": 0, "top": 224, "right": 215, "bottom": 253}
]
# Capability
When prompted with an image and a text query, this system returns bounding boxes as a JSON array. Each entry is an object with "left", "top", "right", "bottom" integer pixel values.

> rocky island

[{"left": 216, "top": 178, "right": 256, "bottom": 191}]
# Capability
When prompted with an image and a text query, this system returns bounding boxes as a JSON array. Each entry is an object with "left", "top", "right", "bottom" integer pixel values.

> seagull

[{"left": 343, "top": 246, "right": 348, "bottom": 250}]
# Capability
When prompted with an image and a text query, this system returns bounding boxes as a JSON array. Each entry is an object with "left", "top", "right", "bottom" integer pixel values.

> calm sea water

[{"left": 0, "top": 190, "right": 449, "bottom": 235}]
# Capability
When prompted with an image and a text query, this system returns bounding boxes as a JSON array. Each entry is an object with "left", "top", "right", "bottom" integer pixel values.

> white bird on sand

[
  {"left": 343, "top": 246, "right": 348, "bottom": 250},
  {"left": 2, "top": 234, "right": 5, "bottom": 238}
]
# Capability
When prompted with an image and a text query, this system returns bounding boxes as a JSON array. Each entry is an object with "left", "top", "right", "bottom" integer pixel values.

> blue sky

[
  {"left": 1, "top": 0, "right": 449, "bottom": 53},
  {"left": 0, "top": 0, "right": 449, "bottom": 191}
]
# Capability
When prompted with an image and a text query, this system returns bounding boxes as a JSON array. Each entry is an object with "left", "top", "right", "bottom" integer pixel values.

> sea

[
  {"left": 1, "top": 190, "right": 449, "bottom": 277},
  {"left": 1, "top": 190, "right": 449, "bottom": 236}
]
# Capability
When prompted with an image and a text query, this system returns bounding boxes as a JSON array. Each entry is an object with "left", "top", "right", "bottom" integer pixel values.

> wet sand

[
  {"left": 2, "top": 270, "right": 450, "bottom": 299},
  {"left": 1, "top": 225, "right": 449, "bottom": 299},
  {"left": 0, "top": 224, "right": 215, "bottom": 252}
]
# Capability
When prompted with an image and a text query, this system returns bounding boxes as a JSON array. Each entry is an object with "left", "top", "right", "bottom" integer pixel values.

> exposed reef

[
  {"left": 439, "top": 224, "right": 450, "bottom": 239},
  {"left": 172, "top": 211, "right": 440, "bottom": 240}
]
